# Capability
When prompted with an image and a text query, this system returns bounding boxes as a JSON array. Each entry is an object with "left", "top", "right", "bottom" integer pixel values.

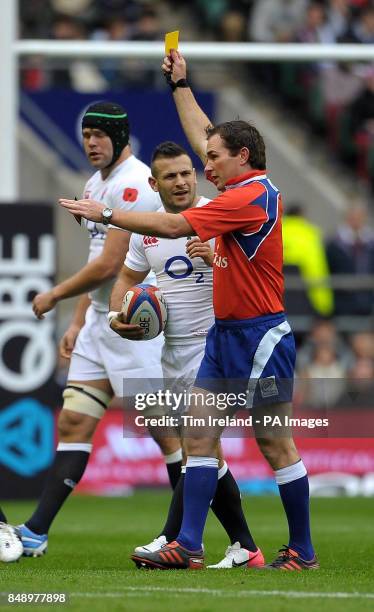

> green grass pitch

[{"left": 1, "top": 493, "right": 373, "bottom": 612}]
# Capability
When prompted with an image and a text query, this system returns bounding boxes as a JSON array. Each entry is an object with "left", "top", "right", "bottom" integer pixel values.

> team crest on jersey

[
  {"left": 143, "top": 236, "right": 159, "bottom": 248},
  {"left": 84, "top": 190, "right": 91, "bottom": 199}
]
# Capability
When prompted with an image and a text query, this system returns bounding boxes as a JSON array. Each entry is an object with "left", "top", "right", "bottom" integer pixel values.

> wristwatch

[{"left": 102, "top": 207, "right": 113, "bottom": 225}]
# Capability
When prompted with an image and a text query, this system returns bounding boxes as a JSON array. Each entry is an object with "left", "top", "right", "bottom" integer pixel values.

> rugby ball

[{"left": 122, "top": 284, "right": 167, "bottom": 340}]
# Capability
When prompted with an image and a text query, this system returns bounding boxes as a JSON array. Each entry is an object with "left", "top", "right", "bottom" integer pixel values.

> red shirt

[{"left": 181, "top": 170, "right": 284, "bottom": 319}]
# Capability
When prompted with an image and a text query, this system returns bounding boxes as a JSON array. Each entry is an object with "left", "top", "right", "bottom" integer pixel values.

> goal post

[
  {"left": 1, "top": 0, "right": 17, "bottom": 201},
  {"left": 14, "top": 40, "right": 374, "bottom": 62}
]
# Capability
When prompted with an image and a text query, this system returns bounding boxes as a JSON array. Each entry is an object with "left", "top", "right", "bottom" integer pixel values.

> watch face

[{"left": 102, "top": 208, "right": 113, "bottom": 224}]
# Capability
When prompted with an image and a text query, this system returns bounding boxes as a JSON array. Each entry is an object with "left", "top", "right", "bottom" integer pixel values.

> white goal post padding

[{"left": 14, "top": 41, "right": 374, "bottom": 62}]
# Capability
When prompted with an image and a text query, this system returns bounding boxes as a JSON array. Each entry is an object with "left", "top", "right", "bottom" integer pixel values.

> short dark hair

[
  {"left": 206, "top": 120, "right": 266, "bottom": 170},
  {"left": 151, "top": 141, "right": 191, "bottom": 175}
]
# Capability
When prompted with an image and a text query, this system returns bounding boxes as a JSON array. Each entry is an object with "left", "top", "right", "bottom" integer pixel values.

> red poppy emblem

[{"left": 123, "top": 188, "right": 138, "bottom": 202}]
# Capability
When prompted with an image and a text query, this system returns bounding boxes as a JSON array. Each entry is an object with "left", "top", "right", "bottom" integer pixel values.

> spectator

[
  {"left": 350, "top": 357, "right": 374, "bottom": 379},
  {"left": 19, "top": 0, "right": 55, "bottom": 38},
  {"left": 49, "top": 14, "right": 107, "bottom": 91},
  {"left": 98, "top": 15, "right": 134, "bottom": 41},
  {"left": 341, "top": 356, "right": 374, "bottom": 407},
  {"left": 192, "top": 0, "right": 230, "bottom": 33},
  {"left": 96, "top": 0, "right": 143, "bottom": 22},
  {"left": 324, "top": 0, "right": 352, "bottom": 42},
  {"left": 294, "top": 1, "right": 331, "bottom": 81},
  {"left": 349, "top": 331, "right": 374, "bottom": 360},
  {"left": 296, "top": 1, "right": 330, "bottom": 44},
  {"left": 326, "top": 203, "right": 374, "bottom": 315},
  {"left": 320, "top": 63, "right": 363, "bottom": 111},
  {"left": 121, "top": 7, "right": 163, "bottom": 88},
  {"left": 51, "top": 0, "right": 97, "bottom": 22},
  {"left": 283, "top": 204, "right": 334, "bottom": 317},
  {"left": 220, "top": 10, "right": 247, "bottom": 41},
  {"left": 92, "top": 15, "right": 133, "bottom": 90},
  {"left": 344, "top": 65, "right": 374, "bottom": 148},
  {"left": 299, "top": 342, "right": 347, "bottom": 408},
  {"left": 297, "top": 318, "right": 352, "bottom": 371},
  {"left": 339, "top": 5, "right": 374, "bottom": 43},
  {"left": 248, "top": 0, "right": 308, "bottom": 43}
]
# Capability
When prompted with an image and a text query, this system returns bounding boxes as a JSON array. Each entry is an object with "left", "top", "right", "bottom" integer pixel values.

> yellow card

[{"left": 165, "top": 30, "right": 179, "bottom": 55}]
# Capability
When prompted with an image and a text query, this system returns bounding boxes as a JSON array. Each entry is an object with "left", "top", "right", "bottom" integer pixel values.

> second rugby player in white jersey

[
  {"left": 20, "top": 102, "right": 169, "bottom": 557},
  {"left": 110, "top": 142, "right": 264, "bottom": 569}
]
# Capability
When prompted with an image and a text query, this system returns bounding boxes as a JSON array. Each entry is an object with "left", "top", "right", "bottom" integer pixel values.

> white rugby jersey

[
  {"left": 125, "top": 198, "right": 214, "bottom": 345},
  {"left": 82, "top": 155, "right": 160, "bottom": 312}
]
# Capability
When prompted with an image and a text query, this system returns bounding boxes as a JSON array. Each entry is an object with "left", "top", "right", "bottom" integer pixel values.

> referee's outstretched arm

[{"left": 162, "top": 50, "right": 212, "bottom": 165}]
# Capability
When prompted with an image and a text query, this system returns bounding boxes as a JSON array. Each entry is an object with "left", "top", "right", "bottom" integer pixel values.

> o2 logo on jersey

[
  {"left": 165, "top": 256, "right": 204, "bottom": 283},
  {"left": 123, "top": 188, "right": 138, "bottom": 203}
]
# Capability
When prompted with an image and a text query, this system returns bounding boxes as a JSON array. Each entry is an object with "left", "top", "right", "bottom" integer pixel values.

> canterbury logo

[{"left": 143, "top": 236, "right": 159, "bottom": 247}]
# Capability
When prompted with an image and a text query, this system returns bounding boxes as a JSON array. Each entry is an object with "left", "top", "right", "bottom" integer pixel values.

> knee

[
  {"left": 57, "top": 384, "right": 110, "bottom": 443},
  {"left": 57, "top": 409, "right": 96, "bottom": 442},
  {"left": 184, "top": 437, "right": 217, "bottom": 457},
  {"left": 156, "top": 438, "right": 181, "bottom": 457},
  {"left": 256, "top": 437, "right": 299, "bottom": 470}
]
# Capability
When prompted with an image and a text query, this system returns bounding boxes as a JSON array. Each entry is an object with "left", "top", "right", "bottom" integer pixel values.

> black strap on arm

[{"left": 164, "top": 72, "right": 189, "bottom": 92}]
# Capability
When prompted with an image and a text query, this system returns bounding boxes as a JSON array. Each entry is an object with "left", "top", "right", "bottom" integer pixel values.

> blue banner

[{"left": 21, "top": 89, "right": 215, "bottom": 173}]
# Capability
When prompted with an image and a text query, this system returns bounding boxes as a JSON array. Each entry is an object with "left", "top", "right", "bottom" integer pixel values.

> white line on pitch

[{"left": 70, "top": 587, "right": 374, "bottom": 600}]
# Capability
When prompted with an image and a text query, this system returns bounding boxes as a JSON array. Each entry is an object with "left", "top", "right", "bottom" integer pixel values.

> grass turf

[{"left": 0, "top": 493, "right": 373, "bottom": 612}]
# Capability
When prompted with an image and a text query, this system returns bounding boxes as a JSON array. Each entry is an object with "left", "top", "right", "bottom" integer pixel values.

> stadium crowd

[
  {"left": 19, "top": 0, "right": 374, "bottom": 189},
  {"left": 190, "top": 0, "right": 374, "bottom": 191},
  {"left": 283, "top": 201, "right": 374, "bottom": 409}
]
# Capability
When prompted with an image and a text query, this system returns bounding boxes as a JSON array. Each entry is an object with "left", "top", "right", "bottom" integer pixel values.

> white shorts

[
  {"left": 68, "top": 305, "right": 163, "bottom": 397},
  {"left": 138, "top": 341, "right": 206, "bottom": 417},
  {"left": 161, "top": 341, "right": 206, "bottom": 392}
]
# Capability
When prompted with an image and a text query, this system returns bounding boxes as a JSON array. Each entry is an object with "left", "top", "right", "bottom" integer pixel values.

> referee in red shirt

[{"left": 60, "top": 52, "right": 318, "bottom": 572}]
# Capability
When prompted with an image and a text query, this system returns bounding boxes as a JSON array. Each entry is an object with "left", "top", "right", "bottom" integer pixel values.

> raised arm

[{"left": 162, "top": 50, "right": 212, "bottom": 164}]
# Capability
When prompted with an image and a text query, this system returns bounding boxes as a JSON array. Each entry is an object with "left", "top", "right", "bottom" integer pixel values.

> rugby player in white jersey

[
  {"left": 19, "top": 102, "right": 179, "bottom": 557},
  {"left": 109, "top": 142, "right": 264, "bottom": 569}
]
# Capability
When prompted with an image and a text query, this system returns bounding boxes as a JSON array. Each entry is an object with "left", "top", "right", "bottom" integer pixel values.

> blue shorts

[{"left": 195, "top": 312, "right": 296, "bottom": 408}]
